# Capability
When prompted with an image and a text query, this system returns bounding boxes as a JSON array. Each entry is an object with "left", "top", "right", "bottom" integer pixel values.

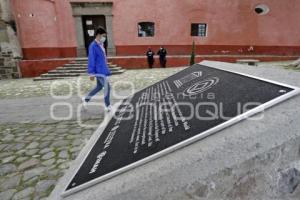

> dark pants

[
  {"left": 148, "top": 58, "right": 154, "bottom": 68},
  {"left": 160, "top": 58, "right": 166, "bottom": 68}
]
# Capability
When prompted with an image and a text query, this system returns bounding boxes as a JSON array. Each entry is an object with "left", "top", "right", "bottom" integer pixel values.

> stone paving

[
  {"left": 0, "top": 67, "right": 185, "bottom": 99},
  {"left": 0, "top": 62, "right": 297, "bottom": 200},
  {"left": 0, "top": 119, "right": 102, "bottom": 200},
  {"left": 0, "top": 67, "right": 185, "bottom": 200}
]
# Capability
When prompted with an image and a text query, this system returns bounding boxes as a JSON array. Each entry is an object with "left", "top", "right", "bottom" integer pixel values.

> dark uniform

[
  {"left": 146, "top": 48, "right": 155, "bottom": 68},
  {"left": 157, "top": 47, "right": 167, "bottom": 68}
]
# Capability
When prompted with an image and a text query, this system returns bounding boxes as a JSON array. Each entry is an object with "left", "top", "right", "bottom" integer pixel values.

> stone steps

[
  {"left": 33, "top": 59, "right": 125, "bottom": 81},
  {"left": 61, "top": 64, "right": 118, "bottom": 69},
  {"left": 32, "top": 77, "right": 73, "bottom": 81},
  {"left": 48, "top": 70, "right": 87, "bottom": 74},
  {"left": 41, "top": 73, "right": 81, "bottom": 78},
  {"left": 39, "top": 69, "right": 125, "bottom": 79},
  {"left": 56, "top": 66, "right": 122, "bottom": 71}
]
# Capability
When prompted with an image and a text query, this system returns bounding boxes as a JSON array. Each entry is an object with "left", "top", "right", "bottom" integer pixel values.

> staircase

[{"left": 33, "top": 58, "right": 125, "bottom": 81}]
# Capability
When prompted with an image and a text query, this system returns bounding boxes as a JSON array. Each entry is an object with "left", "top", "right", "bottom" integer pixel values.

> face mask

[{"left": 100, "top": 36, "right": 106, "bottom": 43}]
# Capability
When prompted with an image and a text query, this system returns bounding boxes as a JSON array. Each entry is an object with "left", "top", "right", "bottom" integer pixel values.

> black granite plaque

[{"left": 63, "top": 64, "right": 299, "bottom": 196}]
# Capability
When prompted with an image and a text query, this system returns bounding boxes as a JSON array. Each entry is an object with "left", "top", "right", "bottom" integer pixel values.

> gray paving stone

[
  {"left": 58, "top": 162, "right": 69, "bottom": 170},
  {"left": 23, "top": 167, "right": 46, "bottom": 181},
  {"left": 39, "top": 148, "right": 52, "bottom": 154},
  {"left": 41, "top": 151, "right": 55, "bottom": 160},
  {"left": 25, "top": 149, "right": 39, "bottom": 156},
  {"left": 54, "top": 137, "right": 65, "bottom": 142},
  {"left": 72, "top": 139, "right": 82, "bottom": 146},
  {"left": 14, "top": 143, "right": 26, "bottom": 151},
  {"left": 26, "top": 142, "right": 39, "bottom": 149},
  {"left": 56, "top": 159, "right": 67, "bottom": 164},
  {"left": 39, "top": 126, "right": 53, "bottom": 133},
  {"left": 0, "top": 144, "right": 8, "bottom": 151},
  {"left": 69, "top": 129, "right": 82, "bottom": 134},
  {"left": 55, "top": 128, "right": 69, "bottom": 134},
  {"left": 2, "top": 133, "right": 14, "bottom": 142},
  {"left": 15, "top": 156, "right": 29, "bottom": 163},
  {"left": 82, "top": 129, "right": 93, "bottom": 135},
  {"left": 0, "top": 151, "right": 12, "bottom": 158},
  {"left": 45, "top": 169, "right": 60, "bottom": 177},
  {"left": 56, "top": 124, "right": 69, "bottom": 129},
  {"left": 39, "top": 141, "right": 51, "bottom": 149},
  {"left": 70, "top": 146, "right": 82, "bottom": 153},
  {"left": 66, "top": 135, "right": 77, "bottom": 140},
  {"left": 51, "top": 140, "right": 69, "bottom": 148},
  {"left": 30, "top": 126, "right": 45, "bottom": 132},
  {"left": 0, "top": 174, "right": 21, "bottom": 190},
  {"left": 3, "top": 144, "right": 15, "bottom": 151},
  {"left": 0, "top": 189, "right": 17, "bottom": 200},
  {"left": 24, "top": 136, "right": 35, "bottom": 141},
  {"left": 41, "top": 135, "right": 55, "bottom": 141},
  {"left": 36, "top": 180, "right": 56, "bottom": 194},
  {"left": 12, "top": 187, "right": 34, "bottom": 200},
  {"left": 71, "top": 152, "right": 79, "bottom": 160},
  {"left": 24, "top": 176, "right": 39, "bottom": 186},
  {"left": 58, "top": 150, "right": 68, "bottom": 159},
  {"left": 2, "top": 155, "right": 16, "bottom": 164},
  {"left": 16, "top": 149, "right": 26, "bottom": 155},
  {"left": 14, "top": 136, "right": 25, "bottom": 142},
  {"left": 42, "top": 158, "right": 56, "bottom": 166},
  {"left": 0, "top": 164, "right": 17, "bottom": 176},
  {"left": 18, "top": 158, "right": 40, "bottom": 171}
]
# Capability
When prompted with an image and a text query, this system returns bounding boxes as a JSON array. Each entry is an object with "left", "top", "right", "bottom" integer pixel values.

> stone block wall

[{"left": 0, "top": 50, "right": 20, "bottom": 79}]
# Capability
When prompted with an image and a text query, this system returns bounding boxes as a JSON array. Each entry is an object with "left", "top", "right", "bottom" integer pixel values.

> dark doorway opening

[{"left": 82, "top": 15, "right": 107, "bottom": 55}]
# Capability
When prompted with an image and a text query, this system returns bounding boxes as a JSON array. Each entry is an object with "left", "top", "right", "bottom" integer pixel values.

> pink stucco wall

[
  {"left": 68, "top": 0, "right": 300, "bottom": 46},
  {"left": 11, "top": 0, "right": 300, "bottom": 59}
]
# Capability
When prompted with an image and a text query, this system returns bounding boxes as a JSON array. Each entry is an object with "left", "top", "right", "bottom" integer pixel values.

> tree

[{"left": 189, "top": 41, "right": 196, "bottom": 66}]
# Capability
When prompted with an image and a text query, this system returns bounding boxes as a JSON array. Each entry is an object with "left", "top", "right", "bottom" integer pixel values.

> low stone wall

[
  {"left": 0, "top": 50, "right": 20, "bottom": 79},
  {"left": 49, "top": 61, "right": 300, "bottom": 200}
]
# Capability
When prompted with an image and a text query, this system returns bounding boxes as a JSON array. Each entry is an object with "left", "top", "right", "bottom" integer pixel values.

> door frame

[
  {"left": 70, "top": 2, "right": 116, "bottom": 57},
  {"left": 82, "top": 15, "right": 107, "bottom": 55}
]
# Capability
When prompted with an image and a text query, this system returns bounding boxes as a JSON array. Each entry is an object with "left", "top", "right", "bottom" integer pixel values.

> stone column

[
  {"left": 105, "top": 14, "right": 116, "bottom": 56},
  {"left": 0, "top": 0, "right": 22, "bottom": 58},
  {"left": 74, "top": 16, "right": 86, "bottom": 57}
]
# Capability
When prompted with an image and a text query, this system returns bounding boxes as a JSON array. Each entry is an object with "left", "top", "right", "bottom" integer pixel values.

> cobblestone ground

[
  {"left": 0, "top": 67, "right": 185, "bottom": 200},
  {"left": 0, "top": 119, "right": 100, "bottom": 200},
  {"left": 0, "top": 67, "right": 185, "bottom": 99}
]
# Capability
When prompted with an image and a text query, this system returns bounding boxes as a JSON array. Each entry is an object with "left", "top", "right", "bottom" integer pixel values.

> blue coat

[{"left": 88, "top": 41, "right": 111, "bottom": 76}]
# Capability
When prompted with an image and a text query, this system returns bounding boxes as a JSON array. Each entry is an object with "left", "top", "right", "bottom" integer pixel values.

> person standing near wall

[
  {"left": 146, "top": 47, "right": 155, "bottom": 68},
  {"left": 157, "top": 46, "right": 167, "bottom": 68},
  {"left": 82, "top": 27, "right": 112, "bottom": 112}
]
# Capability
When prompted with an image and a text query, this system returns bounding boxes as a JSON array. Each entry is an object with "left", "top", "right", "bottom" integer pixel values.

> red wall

[
  {"left": 11, "top": 0, "right": 300, "bottom": 77},
  {"left": 19, "top": 59, "right": 72, "bottom": 77},
  {"left": 11, "top": 0, "right": 77, "bottom": 59},
  {"left": 11, "top": 0, "right": 300, "bottom": 58}
]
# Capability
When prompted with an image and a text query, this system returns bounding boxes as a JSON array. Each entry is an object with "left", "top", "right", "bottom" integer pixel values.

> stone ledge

[{"left": 49, "top": 61, "right": 300, "bottom": 200}]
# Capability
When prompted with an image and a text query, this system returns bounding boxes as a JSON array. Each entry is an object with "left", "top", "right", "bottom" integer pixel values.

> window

[
  {"left": 191, "top": 23, "right": 207, "bottom": 37},
  {"left": 138, "top": 22, "right": 155, "bottom": 37}
]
